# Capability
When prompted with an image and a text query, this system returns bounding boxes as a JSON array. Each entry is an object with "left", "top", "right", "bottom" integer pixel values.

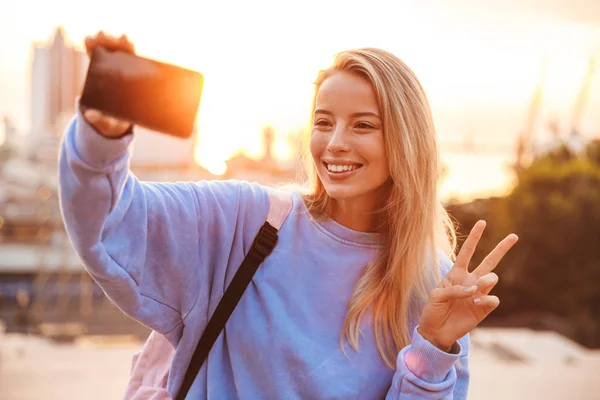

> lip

[
  {"left": 322, "top": 161, "right": 363, "bottom": 181},
  {"left": 322, "top": 158, "right": 363, "bottom": 165}
]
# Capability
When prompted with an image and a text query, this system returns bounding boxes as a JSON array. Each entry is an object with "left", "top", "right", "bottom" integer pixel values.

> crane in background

[
  {"left": 440, "top": 54, "right": 598, "bottom": 182},
  {"left": 514, "top": 57, "right": 548, "bottom": 172},
  {"left": 569, "top": 57, "right": 596, "bottom": 141},
  {"left": 439, "top": 58, "right": 550, "bottom": 160},
  {"left": 441, "top": 55, "right": 598, "bottom": 158},
  {"left": 542, "top": 56, "right": 596, "bottom": 156}
]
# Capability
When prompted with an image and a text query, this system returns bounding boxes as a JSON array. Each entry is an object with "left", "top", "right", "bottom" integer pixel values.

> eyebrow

[{"left": 314, "top": 109, "right": 381, "bottom": 119}]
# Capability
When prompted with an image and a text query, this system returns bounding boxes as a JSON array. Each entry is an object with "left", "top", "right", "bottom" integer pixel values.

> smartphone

[{"left": 80, "top": 46, "right": 204, "bottom": 138}]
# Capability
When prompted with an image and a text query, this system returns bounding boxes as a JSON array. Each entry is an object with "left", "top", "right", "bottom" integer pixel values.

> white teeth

[{"left": 326, "top": 164, "right": 360, "bottom": 172}]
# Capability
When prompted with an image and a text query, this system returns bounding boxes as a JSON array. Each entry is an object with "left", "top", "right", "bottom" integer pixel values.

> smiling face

[{"left": 309, "top": 70, "right": 390, "bottom": 214}]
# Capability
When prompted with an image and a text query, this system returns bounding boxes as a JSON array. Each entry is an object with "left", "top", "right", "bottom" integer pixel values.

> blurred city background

[{"left": 1, "top": 1, "right": 599, "bottom": 399}]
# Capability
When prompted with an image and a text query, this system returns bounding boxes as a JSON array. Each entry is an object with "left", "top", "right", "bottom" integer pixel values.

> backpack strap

[
  {"left": 265, "top": 187, "right": 293, "bottom": 230},
  {"left": 175, "top": 189, "right": 293, "bottom": 400}
]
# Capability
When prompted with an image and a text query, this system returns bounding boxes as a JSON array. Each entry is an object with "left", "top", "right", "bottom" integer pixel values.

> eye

[
  {"left": 314, "top": 119, "right": 332, "bottom": 127},
  {"left": 355, "top": 122, "right": 376, "bottom": 130}
]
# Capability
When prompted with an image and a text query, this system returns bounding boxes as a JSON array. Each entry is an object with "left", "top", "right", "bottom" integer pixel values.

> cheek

[
  {"left": 365, "top": 140, "right": 390, "bottom": 178},
  {"left": 378, "top": 150, "right": 390, "bottom": 172},
  {"left": 309, "top": 131, "right": 325, "bottom": 161},
  {"left": 379, "top": 157, "right": 391, "bottom": 180}
]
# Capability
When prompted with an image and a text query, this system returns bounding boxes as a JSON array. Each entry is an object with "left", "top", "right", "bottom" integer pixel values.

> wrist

[
  {"left": 74, "top": 109, "right": 134, "bottom": 168},
  {"left": 417, "top": 327, "right": 452, "bottom": 353},
  {"left": 104, "top": 123, "right": 133, "bottom": 139}
]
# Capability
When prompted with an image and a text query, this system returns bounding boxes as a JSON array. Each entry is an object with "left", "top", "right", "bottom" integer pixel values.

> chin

[
  {"left": 321, "top": 176, "right": 391, "bottom": 207},
  {"left": 322, "top": 183, "right": 366, "bottom": 200}
]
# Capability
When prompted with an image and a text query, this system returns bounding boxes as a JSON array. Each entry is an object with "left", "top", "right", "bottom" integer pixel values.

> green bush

[{"left": 447, "top": 139, "right": 600, "bottom": 348}]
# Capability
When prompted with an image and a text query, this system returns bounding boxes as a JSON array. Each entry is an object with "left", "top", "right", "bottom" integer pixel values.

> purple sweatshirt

[{"left": 58, "top": 110, "right": 469, "bottom": 399}]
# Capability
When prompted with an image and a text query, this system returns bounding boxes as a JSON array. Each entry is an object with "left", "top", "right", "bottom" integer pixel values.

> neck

[{"left": 330, "top": 192, "right": 385, "bottom": 233}]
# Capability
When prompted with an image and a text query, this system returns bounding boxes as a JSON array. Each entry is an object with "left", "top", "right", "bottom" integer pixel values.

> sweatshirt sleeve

[
  {"left": 58, "top": 110, "right": 269, "bottom": 336},
  {"left": 385, "top": 252, "right": 470, "bottom": 399},
  {"left": 385, "top": 327, "right": 470, "bottom": 399}
]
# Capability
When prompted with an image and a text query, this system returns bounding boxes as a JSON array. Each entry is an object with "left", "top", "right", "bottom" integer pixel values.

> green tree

[{"left": 447, "top": 140, "right": 600, "bottom": 348}]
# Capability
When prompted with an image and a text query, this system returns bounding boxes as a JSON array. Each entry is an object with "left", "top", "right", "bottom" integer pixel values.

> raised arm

[{"left": 59, "top": 110, "right": 269, "bottom": 337}]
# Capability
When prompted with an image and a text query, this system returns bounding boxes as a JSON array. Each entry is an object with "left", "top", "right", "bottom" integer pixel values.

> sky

[{"left": 1, "top": 0, "right": 599, "bottom": 199}]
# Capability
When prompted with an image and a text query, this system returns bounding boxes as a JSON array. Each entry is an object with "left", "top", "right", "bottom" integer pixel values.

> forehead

[{"left": 315, "top": 71, "right": 379, "bottom": 113}]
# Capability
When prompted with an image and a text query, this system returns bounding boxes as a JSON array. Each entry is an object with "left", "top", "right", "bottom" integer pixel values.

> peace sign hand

[{"left": 417, "top": 221, "right": 519, "bottom": 352}]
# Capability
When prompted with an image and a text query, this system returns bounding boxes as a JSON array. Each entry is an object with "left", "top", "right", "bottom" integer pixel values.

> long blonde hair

[{"left": 302, "top": 48, "right": 457, "bottom": 368}]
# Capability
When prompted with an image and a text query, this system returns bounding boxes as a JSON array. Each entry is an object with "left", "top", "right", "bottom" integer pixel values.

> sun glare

[
  {"left": 183, "top": 46, "right": 324, "bottom": 175},
  {"left": 273, "top": 138, "right": 293, "bottom": 161},
  {"left": 2, "top": 0, "right": 599, "bottom": 199},
  {"left": 193, "top": 145, "right": 227, "bottom": 176}
]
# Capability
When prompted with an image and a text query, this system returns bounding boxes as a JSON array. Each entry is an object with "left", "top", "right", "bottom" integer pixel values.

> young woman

[{"left": 59, "top": 32, "right": 518, "bottom": 399}]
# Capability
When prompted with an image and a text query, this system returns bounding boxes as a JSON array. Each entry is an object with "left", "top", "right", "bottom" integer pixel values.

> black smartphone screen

[{"left": 80, "top": 47, "right": 204, "bottom": 138}]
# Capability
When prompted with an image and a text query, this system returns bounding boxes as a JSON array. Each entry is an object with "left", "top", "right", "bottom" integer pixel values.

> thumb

[
  {"left": 83, "top": 108, "right": 102, "bottom": 124},
  {"left": 83, "top": 109, "right": 131, "bottom": 137}
]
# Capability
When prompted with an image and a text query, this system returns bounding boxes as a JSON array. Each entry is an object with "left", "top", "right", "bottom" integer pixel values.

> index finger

[
  {"left": 453, "top": 220, "right": 486, "bottom": 272},
  {"left": 84, "top": 32, "right": 135, "bottom": 57},
  {"left": 472, "top": 233, "right": 519, "bottom": 277}
]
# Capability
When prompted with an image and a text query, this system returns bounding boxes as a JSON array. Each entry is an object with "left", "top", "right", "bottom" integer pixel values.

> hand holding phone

[
  {"left": 81, "top": 32, "right": 135, "bottom": 138},
  {"left": 80, "top": 31, "right": 204, "bottom": 139}
]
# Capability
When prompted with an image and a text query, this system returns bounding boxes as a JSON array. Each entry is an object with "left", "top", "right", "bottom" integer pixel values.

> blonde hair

[{"left": 302, "top": 48, "right": 457, "bottom": 368}]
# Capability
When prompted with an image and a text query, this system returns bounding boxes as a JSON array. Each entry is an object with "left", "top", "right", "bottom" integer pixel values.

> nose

[{"left": 326, "top": 125, "right": 350, "bottom": 153}]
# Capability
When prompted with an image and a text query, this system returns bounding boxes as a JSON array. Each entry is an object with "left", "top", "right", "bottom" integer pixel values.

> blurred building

[
  {"left": 29, "top": 27, "right": 88, "bottom": 168},
  {"left": 30, "top": 27, "right": 88, "bottom": 144},
  {"left": 129, "top": 126, "right": 213, "bottom": 182},
  {"left": 1, "top": 26, "right": 213, "bottom": 268},
  {"left": 224, "top": 126, "right": 302, "bottom": 185},
  {"left": 26, "top": 26, "right": 207, "bottom": 181}
]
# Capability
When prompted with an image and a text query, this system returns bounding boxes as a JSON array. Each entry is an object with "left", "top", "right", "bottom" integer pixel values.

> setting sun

[
  {"left": 0, "top": 0, "right": 599, "bottom": 199},
  {"left": 1, "top": 2, "right": 600, "bottom": 398}
]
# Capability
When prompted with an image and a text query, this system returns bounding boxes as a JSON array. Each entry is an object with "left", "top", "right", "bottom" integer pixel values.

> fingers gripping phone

[{"left": 80, "top": 46, "right": 204, "bottom": 138}]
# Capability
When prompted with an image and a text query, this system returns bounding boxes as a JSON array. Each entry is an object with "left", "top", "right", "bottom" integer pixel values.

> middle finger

[{"left": 472, "top": 234, "right": 519, "bottom": 278}]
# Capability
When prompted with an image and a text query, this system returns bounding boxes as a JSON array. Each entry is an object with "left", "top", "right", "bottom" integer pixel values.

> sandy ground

[{"left": 1, "top": 332, "right": 599, "bottom": 400}]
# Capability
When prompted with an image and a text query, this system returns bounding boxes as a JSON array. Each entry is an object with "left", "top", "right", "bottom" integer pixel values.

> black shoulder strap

[{"left": 174, "top": 221, "right": 279, "bottom": 400}]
